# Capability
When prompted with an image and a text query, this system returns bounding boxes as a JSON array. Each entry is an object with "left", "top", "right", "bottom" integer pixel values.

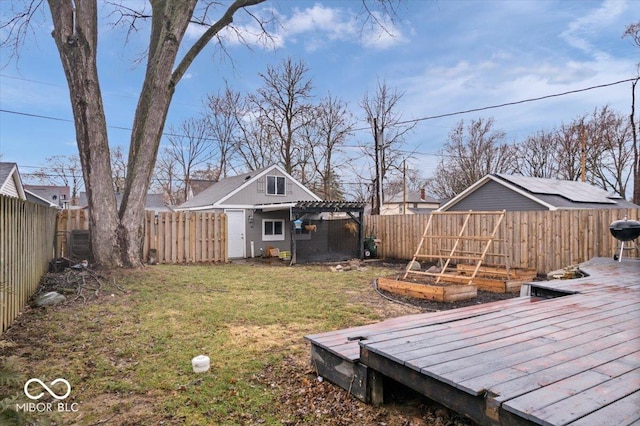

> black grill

[
  {"left": 609, "top": 218, "right": 640, "bottom": 262},
  {"left": 609, "top": 219, "right": 640, "bottom": 242}
]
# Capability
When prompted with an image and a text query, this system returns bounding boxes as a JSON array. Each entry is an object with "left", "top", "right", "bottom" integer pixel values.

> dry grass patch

[{"left": 1, "top": 262, "right": 425, "bottom": 425}]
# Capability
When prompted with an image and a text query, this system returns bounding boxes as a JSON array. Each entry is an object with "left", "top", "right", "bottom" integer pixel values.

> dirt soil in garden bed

[{"left": 0, "top": 262, "right": 525, "bottom": 426}]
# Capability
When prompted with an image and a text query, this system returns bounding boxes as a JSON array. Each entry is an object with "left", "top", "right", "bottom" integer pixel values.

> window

[
  {"left": 266, "top": 175, "right": 285, "bottom": 195},
  {"left": 263, "top": 219, "right": 285, "bottom": 241}
]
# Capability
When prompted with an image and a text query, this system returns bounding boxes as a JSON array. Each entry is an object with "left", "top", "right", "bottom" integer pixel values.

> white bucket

[{"left": 191, "top": 355, "right": 210, "bottom": 373}]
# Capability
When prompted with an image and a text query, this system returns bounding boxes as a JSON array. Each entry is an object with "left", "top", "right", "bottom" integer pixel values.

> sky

[{"left": 0, "top": 0, "right": 638, "bottom": 189}]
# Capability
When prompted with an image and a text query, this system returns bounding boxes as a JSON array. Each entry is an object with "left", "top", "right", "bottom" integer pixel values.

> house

[
  {"left": 177, "top": 165, "right": 321, "bottom": 259},
  {"left": 0, "top": 162, "right": 61, "bottom": 208},
  {"left": 76, "top": 192, "right": 173, "bottom": 215},
  {"left": 176, "top": 165, "right": 365, "bottom": 262},
  {"left": 24, "top": 185, "right": 71, "bottom": 208},
  {"left": 187, "top": 179, "right": 218, "bottom": 199},
  {"left": 0, "top": 162, "right": 26, "bottom": 200},
  {"left": 381, "top": 188, "right": 440, "bottom": 215},
  {"left": 438, "top": 173, "right": 639, "bottom": 212}
]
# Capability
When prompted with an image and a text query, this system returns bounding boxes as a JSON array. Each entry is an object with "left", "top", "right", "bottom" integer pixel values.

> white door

[{"left": 225, "top": 209, "right": 246, "bottom": 258}]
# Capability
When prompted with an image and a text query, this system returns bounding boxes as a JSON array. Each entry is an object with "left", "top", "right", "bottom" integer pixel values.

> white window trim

[
  {"left": 266, "top": 175, "right": 286, "bottom": 196},
  {"left": 262, "top": 219, "right": 285, "bottom": 241}
]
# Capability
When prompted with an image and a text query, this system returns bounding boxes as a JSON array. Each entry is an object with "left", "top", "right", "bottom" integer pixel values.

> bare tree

[
  {"left": 252, "top": 57, "right": 314, "bottom": 176},
  {"left": 623, "top": 22, "right": 639, "bottom": 203},
  {"left": 427, "top": 118, "right": 516, "bottom": 199},
  {"left": 28, "top": 155, "right": 84, "bottom": 203},
  {"left": 554, "top": 118, "right": 591, "bottom": 182},
  {"left": 586, "top": 106, "right": 634, "bottom": 198},
  {"left": 631, "top": 79, "right": 639, "bottom": 203},
  {"left": 163, "top": 117, "right": 214, "bottom": 203},
  {"left": 153, "top": 151, "right": 183, "bottom": 206},
  {"left": 203, "top": 86, "right": 243, "bottom": 179},
  {"left": 1, "top": 1, "right": 402, "bottom": 267},
  {"left": 360, "top": 79, "right": 415, "bottom": 213},
  {"left": 514, "top": 130, "right": 559, "bottom": 178},
  {"left": 111, "top": 146, "right": 127, "bottom": 193},
  {"left": 301, "top": 94, "right": 355, "bottom": 199},
  {"left": 234, "top": 107, "right": 281, "bottom": 171},
  {"left": 384, "top": 166, "right": 427, "bottom": 199}
]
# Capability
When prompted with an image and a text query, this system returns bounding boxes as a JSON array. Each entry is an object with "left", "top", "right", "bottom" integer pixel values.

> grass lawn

[{"left": 1, "top": 262, "right": 422, "bottom": 425}]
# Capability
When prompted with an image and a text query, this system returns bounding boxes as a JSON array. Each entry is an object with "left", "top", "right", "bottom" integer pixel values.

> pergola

[{"left": 290, "top": 200, "right": 366, "bottom": 265}]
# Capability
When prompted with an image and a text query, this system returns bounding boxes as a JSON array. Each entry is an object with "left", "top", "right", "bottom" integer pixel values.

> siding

[
  {"left": 0, "top": 176, "right": 19, "bottom": 198},
  {"left": 447, "top": 180, "right": 546, "bottom": 211},
  {"left": 245, "top": 210, "right": 292, "bottom": 256},
  {"left": 225, "top": 171, "right": 316, "bottom": 205}
]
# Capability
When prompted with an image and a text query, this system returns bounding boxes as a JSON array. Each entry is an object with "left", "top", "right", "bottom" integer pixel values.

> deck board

[
  {"left": 305, "top": 258, "right": 640, "bottom": 425},
  {"left": 507, "top": 368, "right": 640, "bottom": 425},
  {"left": 372, "top": 299, "right": 639, "bottom": 369},
  {"left": 565, "top": 390, "right": 640, "bottom": 426},
  {"left": 431, "top": 315, "right": 640, "bottom": 387}
]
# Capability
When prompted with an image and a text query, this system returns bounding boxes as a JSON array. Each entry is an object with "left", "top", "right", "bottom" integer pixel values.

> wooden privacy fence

[
  {"left": 1, "top": 195, "right": 57, "bottom": 333},
  {"left": 365, "top": 208, "right": 640, "bottom": 274},
  {"left": 56, "top": 210, "right": 228, "bottom": 264}
]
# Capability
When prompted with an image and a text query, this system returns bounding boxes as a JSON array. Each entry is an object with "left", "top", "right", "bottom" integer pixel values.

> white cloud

[
  {"left": 183, "top": 4, "right": 407, "bottom": 52},
  {"left": 360, "top": 11, "right": 408, "bottom": 50},
  {"left": 560, "top": 0, "right": 628, "bottom": 54}
]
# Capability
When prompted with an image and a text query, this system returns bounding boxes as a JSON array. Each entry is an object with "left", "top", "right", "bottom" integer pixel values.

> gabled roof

[
  {"left": 77, "top": 192, "right": 173, "bottom": 213},
  {"left": 178, "top": 165, "right": 321, "bottom": 209},
  {"left": 0, "top": 162, "right": 26, "bottom": 199},
  {"left": 385, "top": 190, "right": 440, "bottom": 204},
  {"left": 25, "top": 190, "right": 58, "bottom": 208},
  {"left": 24, "top": 184, "right": 71, "bottom": 208},
  {"left": 438, "top": 173, "right": 639, "bottom": 211},
  {"left": 188, "top": 179, "right": 218, "bottom": 197}
]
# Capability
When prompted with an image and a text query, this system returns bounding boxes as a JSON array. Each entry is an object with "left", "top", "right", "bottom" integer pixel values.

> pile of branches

[{"left": 36, "top": 263, "right": 126, "bottom": 304}]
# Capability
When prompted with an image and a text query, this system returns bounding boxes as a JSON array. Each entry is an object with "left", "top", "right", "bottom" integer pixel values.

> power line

[
  {"left": 399, "top": 77, "right": 639, "bottom": 126},
  {"left": 1, "top": 77, "right": 636, "bottom": 137}
]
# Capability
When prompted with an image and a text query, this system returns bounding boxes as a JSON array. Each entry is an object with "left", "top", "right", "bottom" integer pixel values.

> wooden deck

[{"left": 305, "top": 257, "right": 640, "bottom": 426}]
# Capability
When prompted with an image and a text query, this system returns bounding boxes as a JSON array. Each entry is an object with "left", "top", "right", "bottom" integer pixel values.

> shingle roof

[
  {"left": 385, "top": 190, "right": 439, "bottom": 204},
  {"left": 495, "top": 174, "right": 616, "bottom": 204},
  {"left": 78, "top": 192, "right": 172, "bottom": 212},
  {"left": 179, "top": 168, "right": 264, "bottom": 209},
  {"left": 493, "top": 174, "right": 638, "bottom": 208},
  {"left": 0, "top": 162, "right": 17, "bottom": 186},
  {"left": 438, "top": 174, "right": 639, "bottom": 212}
]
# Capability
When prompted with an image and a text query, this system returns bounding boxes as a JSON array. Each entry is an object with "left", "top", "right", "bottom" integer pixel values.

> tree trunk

[
  {"left": 118, "top": 0, "right": 198, "bottom": 267},
  {"left": 48, "top": 0, "right": 122, "bottom": 268},
  {"left": 48, "top": 0, "right": 267, "bottom": 268}
]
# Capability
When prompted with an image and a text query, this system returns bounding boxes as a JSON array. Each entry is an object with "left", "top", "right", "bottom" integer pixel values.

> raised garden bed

[
  {"left": 454, "top": 264, "right": 538, "bottom": 293},
  {"left": 377, "top": 276, "right": 477, "bottom": 302}
]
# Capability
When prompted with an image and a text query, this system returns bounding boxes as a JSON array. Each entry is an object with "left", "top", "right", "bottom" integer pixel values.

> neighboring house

[
  {"left": 187, "top": 179, "right": 218, "bottom": 199},
  {"left": 381, "top": 188, "right": 440, "bottom": 215},
  {"left": 438, "top": 173, "right": 639, "bottom": 212},
  {"left": 0, "top": 162, "right": 26, "bottom": 200},
  {"left": 76, "top": 192, "right": 173, "bottom": 215},
  {"left": 177, "top": 165, "right": 324, "bottom": 259},
  {"left": 24, "top": 185, "right": 71, "bottom": 208},
  {"left": 25, "top": 190, "right": 59, "bottom": 208}
]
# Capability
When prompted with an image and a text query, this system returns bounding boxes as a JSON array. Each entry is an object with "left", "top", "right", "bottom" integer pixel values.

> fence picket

[
  {"left": 54, "top": 209, "right": 227, "bottom": 265},
  {"left": 1, "top": 195, "right": 57, "bottom": 333},
  {"left": 366, "top": 208, "right": 640, "bottom": 274}
]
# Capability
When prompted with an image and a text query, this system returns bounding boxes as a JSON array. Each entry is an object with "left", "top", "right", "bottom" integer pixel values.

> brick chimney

[{"left": 420, "top": 188, "right": 425, "bottom": 201}]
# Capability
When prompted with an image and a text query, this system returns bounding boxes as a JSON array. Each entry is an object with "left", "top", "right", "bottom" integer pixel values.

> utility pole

[
  {"left": 373, "top": 118, "right": 382, "bottom": 215},
  {"left": 403, "top": 159, "right": 407, "bottom": 215},
  {"left": 580, "top": 122, "right": 586, "bottom": 182}
]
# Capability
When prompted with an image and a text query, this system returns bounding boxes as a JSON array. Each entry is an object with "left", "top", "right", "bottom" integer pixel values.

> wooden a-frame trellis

[{"left": 403, "top": 210, "right": 509, "bottom": 285}]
